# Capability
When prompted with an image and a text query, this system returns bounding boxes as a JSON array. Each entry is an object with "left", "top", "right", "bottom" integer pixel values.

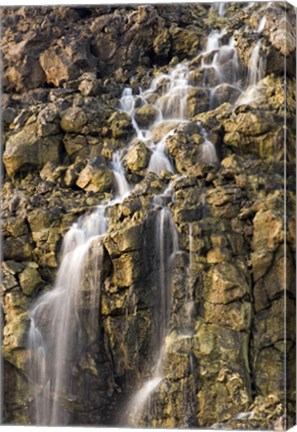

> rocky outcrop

[
  {"left": 3, "top": 121, "right": 62, "bottom": 177},
  {"left": 1, "top": 2, "right": 295, "bottom": 430}
]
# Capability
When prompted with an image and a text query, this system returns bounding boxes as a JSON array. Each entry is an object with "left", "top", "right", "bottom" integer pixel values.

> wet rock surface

[{"left": 1, "top": 2, "right": 295, "bottom": 430}]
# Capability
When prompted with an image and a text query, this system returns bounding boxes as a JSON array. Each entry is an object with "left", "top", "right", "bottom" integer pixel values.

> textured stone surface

[
  {"left": 3, "top": 122, "right": 62, "bottom": 177},
  {"left": 1, "top": 2, "right": 295, "bottom": 429}
]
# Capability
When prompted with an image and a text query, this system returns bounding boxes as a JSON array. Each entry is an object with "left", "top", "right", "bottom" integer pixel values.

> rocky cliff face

[{"left": 1, "top": 2, "right": 296, "bottom": 429}]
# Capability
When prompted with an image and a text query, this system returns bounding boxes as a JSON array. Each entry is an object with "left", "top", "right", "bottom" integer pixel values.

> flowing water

[
  {"left": 212, "top": 2, "right": 226, "bottom": 17},
  {"left": 119, "top": 62, "right": 190, "bottom": 173},
  {"left": 126, "top": 203, "right": 179, "bottom": 426},
  {"left": 197, "top": 122, "right": 219, "bottom": 166},
  {"left": 247, "top": 40, "right": 265, "bottom": 86},
  {"left": 111, "top": 151, "right": 130, "bottom": 198},
  {"left": 236, "top": 14, "right": 267, "bottom": 106},
  {"left": 202, "top": 31, "right": 240, "bottom": 88},
  {"left": 187, "top": 223, "right": 195, "bottom": 323},
  {"left": 27, "top": 153, "right": 129, "bottom": 425}
]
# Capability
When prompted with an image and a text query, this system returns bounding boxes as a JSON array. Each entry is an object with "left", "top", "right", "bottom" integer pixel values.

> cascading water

[
  {"left": 257, "top": 16, "right": 266, "bottom": 33},
  {"left": 205, "top": 29, "right": 226, "bottom": 53},
  {"left": 197, "top": 122, "right": 219, "bottom": 166},
  {"left": 202, "top": 30, "right": 240, "bottom": 87},
  {"left": 212, "top": 2, "right": 226, "bottom": 17},
  {"left": 27, "top": 153, "right": 129, "bottom": 425},
  {"left": 154, "top": 206, "right": 179, "bottom": 349},
  {"left": 156, "top": 64, "right": 189, "bottom": 121},
  {"left": 119, "top": 54, "right": 227, "bottom": 173},
  {"left": 186, "top": 223, "right": 195, "bottom": 323},
  {"left": 119, "top": 63, "right": 191, "bottom": 175},
  {"left": 147, "top": 130, "right": 175, "bottom": 175},
  {"left": 247, "top": 40, "right": 265, "bottom": 86},
  {"left": 111, "top": 151, "right": 130, "bottom": 198},
  {"left": 126, "top": 200, "right": 179, "bottom": 426},
  {"left": 27, "top": 206, "right": 108, "bottom": 425},
  {"left": 236, "top": 13, "right": 267, "bottom": 106}
]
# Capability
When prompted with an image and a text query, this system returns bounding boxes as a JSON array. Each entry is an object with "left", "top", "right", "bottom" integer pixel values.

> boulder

[
  {"left": 252, "top": 207, "right": 283, "bottom": 253},
  {"left": 3, "top": 29, "right": 47, "bottom": 91},
  {"left": 3, "top": 122, "right": 62, "bottom": 177},
  {"left": 200, "top": 300, "right": 252, "bottom": 332},
  {"left": 111, "top": 252, "right": 142, "bottom": 287},
  {"left": 170, "top": 25, "right": 203, "bottom": 58},
  {"left": 36, "top": 103, "right": 60, "bottom": 137},
  {"left": 153, "top": 28, "right": 171, "bottom": 57},
  {"left": 194, "top": 321, "right": 251, "bottom": 426},
  {"left": 124, "top": 141, "right": 150, "bottom": 172},
  {"left": 76, "top": 157, "right": 113, "bottom": 193},
  {"left": 63, "top": 134, "right": 88, "bottom": 157},
  {"left": 211, "top": 84, "right": 241, "bottom": 109},
  {"left": 204, "top": 261, "right": 250, "bottom": 304},
  {"left": 108, "top": 111, "right": 134, "bottom": 140},
  {"left": 91, "top": 6, "right": 164, "bottom": 76},
  {"left": 19, "top": 262, "right": 43, "bottom": 295},
  {"left": 3, "top": 107, "right": 17, "bottom": 126},
  {"left": 2, "top": 290, "right": 30, "bottom": 370},
  {"left": 39, "top": 161, "right": 61, "bottom": 183},
  {"left": 40, "top": 38, "right": 96, "bottom": 87},
  {"left": 64, "top": 159, "right": 85, "bottom": 187},
  {"left": 104, "top": 221, "right": 143, "bottom": 258},
  {"left": 3, "top": 216, "right": 29, "bottom": 238},
  {"left": 186, "top": 87, "right": 209, "bottom": 117},
  {"left": 134, "top": 104, "right": 158, "bottom": 128},
  {"left": 78, "top": 72, "right": 100, "bottom": 96},
  {"left": 3, "top": 235, "right": 33, "bottom": 261},
  {"left": 40, "top": 46, "right": 78, "bottom": 87},
  {"left": 60, "top": 107, "right": 88, "bottom": 133},
  {"left": 103, "top": 313, "right": 151, "bottom": 377}
]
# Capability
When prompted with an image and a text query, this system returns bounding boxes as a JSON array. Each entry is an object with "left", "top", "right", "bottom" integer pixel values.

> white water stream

[
  {"left": 247, "top": 40, "right": 265, "bottom": 87},
  {"left": 120, "top": 63, "right": 190, "bottom": 174},
  {"left": 27, "top": 152, "right": 129, "bottom": 425},
  {"left": 127, "top": 203, "right": 179, "bottom": 426}
]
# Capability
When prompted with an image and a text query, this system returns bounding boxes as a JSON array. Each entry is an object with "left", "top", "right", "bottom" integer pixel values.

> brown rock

[
  {"left": 76, "top": 157, "right": 113, "bottom": 193},
  {"left": 134, "top": 104, "right": 158, "bottom": 128},
  {"left": 63, "top": 134, "right": 88, "bottom": 156},
  {"left": 60, "top": 107, "right": 88, "bottom": 133},
  {"left": 211, "top": 83, "right": 241, "bottom": 108},
  {"left": 3, "top": 122, "right": 62, "bottom": 177},
  {"left": 40, "top": 38, "right": 96, "bottom": 87},
  {"left": 19, "top": 262, "right": 43, "bottom": 295},
  {"left": 125, "top": 141, "right": 150, "bottom": 172},
  {"left": 204, "top": 261, "right": 250, "bottom": 304}
]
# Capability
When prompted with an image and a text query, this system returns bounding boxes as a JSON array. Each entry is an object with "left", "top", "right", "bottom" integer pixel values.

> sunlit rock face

[{"left": 1, "top": 2, "right": 295, "bottom": 430}]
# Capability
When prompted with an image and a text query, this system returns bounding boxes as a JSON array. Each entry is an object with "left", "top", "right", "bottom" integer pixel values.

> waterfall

[
  {"left": 257, "top": 16, "right": 266, "bottom": 33},
  {"left": 147, "top": 130, "right": 175, "bottom": 175},
  {"left": 126, "top": 204, "right": 178, "bottom": 426},
  {"left": 154, "top": 207, "right": 179, "bottom": 348},
  {"left": 119, "top": 62, "right": 191, "bottom": 177},
  {"left": 27, "top": 206, "right": 108, "bottom": 425},
  {"left": 247, "top": 40, "right": 265, "bottom": 86},
  {"left": 236, "top": 11, "right": 266, "bottom": 106},
  {"left": 27, "top": 156, "right": 130, "bottom": 425},
  {"left": 197, "top": 122, "right": 219, "bottom": 166},
  {"left": 111, "top": 151, "right": 130, "bottom": 199},
  {"left": 212, "top": 2, "right": 226, "bottom": 17},
  {"left": 186, "top": 223, "right": 195, "bottom": 322},
  {"left": 156, "top": 64, "right": 189, "bottom": 120},
  {"left": 205, "top": 29, "right": 226, "bottom": 53},
  {"left": 202, "top": 30, "right": 240, "bottom": 86}
]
